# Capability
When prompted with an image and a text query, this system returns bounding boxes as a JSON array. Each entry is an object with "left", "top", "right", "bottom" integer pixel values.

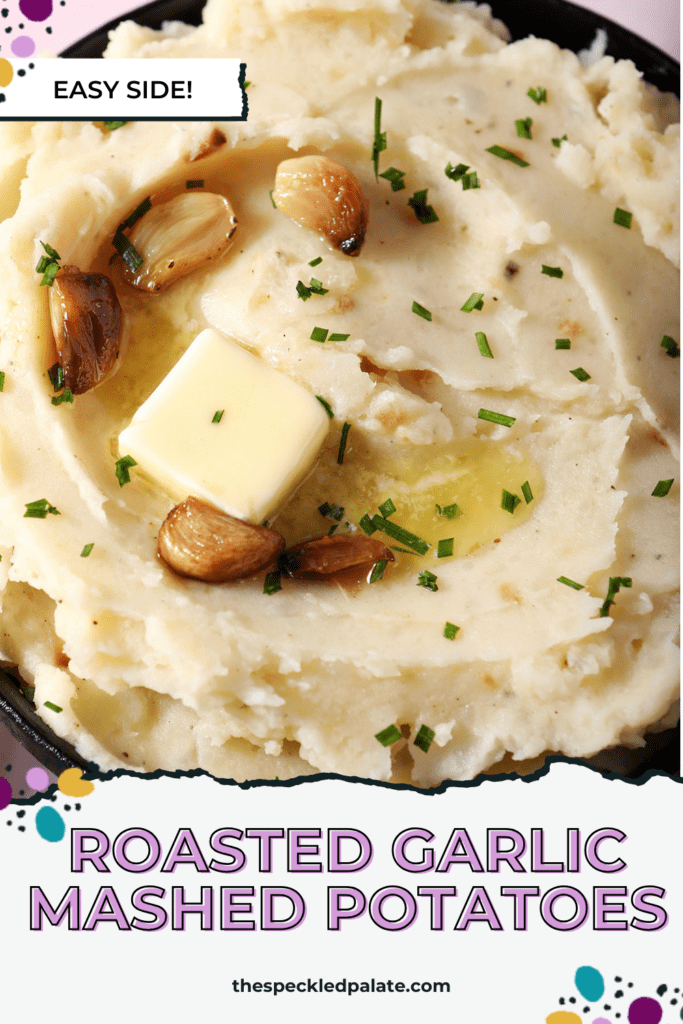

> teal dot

[
  {"left": 36, "top": 805, "right": 65, "bottom": 842},
  {"left": 575, "top": 966, "right": 605, "bottom": 1002}
]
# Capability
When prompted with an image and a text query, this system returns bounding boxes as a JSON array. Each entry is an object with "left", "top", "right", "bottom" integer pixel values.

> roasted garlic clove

[
  {"left": 272, "top": 155, "right": 369, "bottom": 256},
  {"left": 122, "top": 192, "right": 238, "bottom": 293},
  {"left": 49, "top": 265, "right": 125, "bottom": 395},
  {"left": 279, "top": 534, "right": 393, "bottom": 577},
  {"left": 158, "top": 496, "right": 285, "bottom": 583}
]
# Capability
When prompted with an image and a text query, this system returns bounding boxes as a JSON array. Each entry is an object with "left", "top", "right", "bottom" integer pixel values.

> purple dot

[
  {"left": 11, "top": 35, "right": 34, "bottom": 56},
  {"left": 593, "top": 1019, "right": 612, "bottom": 1024},
  {"left": 628, "top": 998, "right": 663, "bottom": 1024},
  {"left": 26, "top": 766, "right": 50, "bottom": 791},
  {"left": 18, "top": 0, "right": 52, "bottom": 21},
  {"left": 0, "top": 776, "right": 12, "bottom": 809}
]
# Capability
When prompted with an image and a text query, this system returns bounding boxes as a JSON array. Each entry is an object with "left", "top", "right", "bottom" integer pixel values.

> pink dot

[
  {"left": 26, "top": 766, "right": 50, "bottom": 791},
  {"left": 628, "top": 998, "right": 663, "bottom": 1024},
  {"left": 0, "top": 776, "right": 12, "bottom": 810},
  {"left": 11, "top": 36, "right": 36, "bottom": 57},
  {"left": 593, "top": 1019, "right": 612, "bottom": 1024}
]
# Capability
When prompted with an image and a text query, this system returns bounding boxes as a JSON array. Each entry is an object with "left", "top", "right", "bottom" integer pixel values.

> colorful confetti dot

[
  {"left": 19, "top": 0, "right": 53, "bottom": 21},
  {"left": 26, "top": 765, "right": 50, "bottom": 791},
  {"left": 35, "top": 804, "right": 65, "bottom": 842},
  {"left": 593, "top": 1019, "right": 612, "bottom": 1024},
  {"left": 57, "top": 767, "right": 94, "bottom": 798},
  {"left": 11, "top": 34, "right": 35, "bottom": 55},
  {"left": 547, "top": 1014, "right": 582, "bottom": 1024},
  {"left": 627, "top": 998, "right": 662, "bottom": 1024},
  {"left": 0, "top": 56, "right": 13, "bottom": 87},
  {"left": 0, "top": 775, "right": 12, "bottom": 809},
  {"left": 576, "top": 967, "right": 606, "bottom": 1002}
]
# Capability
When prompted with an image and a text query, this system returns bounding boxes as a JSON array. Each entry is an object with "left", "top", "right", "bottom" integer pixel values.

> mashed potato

[{"left": 0, "top": 0, "right": 678, "bottom": 784}]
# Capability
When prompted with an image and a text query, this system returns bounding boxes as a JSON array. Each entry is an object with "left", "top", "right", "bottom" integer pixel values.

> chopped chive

[
  {"left": 212, "top": 410, "right": 224, "bottom": 423},
  {"left": 369, "top": 559, "right": 388, "bottom": 583},
  {"left": 417, "top": 569, "right": 438, "bottom": 591},
  {"left": 337, "top": 421, "right": 351, "bottom": 464},
  {"left": 308, "top": 277, "right": 328, "bottom": 294},
  {"left": 557, "top": 576, "right": 583, "bottom": 590},
  {"left": 555, "top": 338, "right": 571, "bottom": 349},
  {"left": 80, "top": 543, "right": 94, "bottom": 558},
  {"left": 414, "top": 724, "right": 436, "bottom": 753},
  {"left": 570, "top": 367, "right": 591, "bottom": 381},
  {"left": 475, "top": 331, "right": 493, "bottom": 358},
  {"left": 542, "top": 265, "right": 564, "bottom": 278},
  {"left": 443, "top": 622, "right": 460, "bottom": 640},
  {"left": 515, "top": 117, "right": 533, "bottom": 139},
  {"left": 269, "top": 190, "right": 277, "bottom": 209},
  {"left": 661, "top": 334, "right": 680, "bottom": 358},
  {"left": 243, "top": 81, "right": 251, "bottom": 89},
  {"left": 24, "top": 498, "right": 60, "bottom": 519},
  {"left": 379, "top": 167, "right": 406, "bottom": 191},
  {"left": 328, "top": 333, "right": 350, "bottom": 342},
  {"left": 371, "top": 515, "right": 430, "bottom": 555},
  {"left": 501, "top": 489, "right": 521, "bottom": 514},
  {"left": 412, "top": 300, "right": 432, "bottom": 321},
  {"left": 296, "top": 280, "right": 312, "bottom": 301},
  {"left": 310, "top": 326, "right": 329, "bottom": 343},
  {"left": 120, "top": 196, "right": 152, "bottom": 230},
  {"left": 375, "top": 723, "right": 402, "bottom": 746},
  {"left": 315, "top": 395, "right": 334, "bottom": 418},
  {"left": 112, "top": 227, "right": 143, "bottom": 273},
  {"left": 327, "top": 523, "right": 339, "bottom": 536},
  {"left": 186, "top": 179, "right": 204, "bottom": 189},
  {"left": 0, "top": 371, "right": 5, "bottom": 392},
  {"left": 359, "top": 513, "right": 377, "bottom": 536},
  {"left": 44, "top": 701, "right": 63, "bottom": 713},
  {"left": 36, "top": 241, "right": 61, "bottom": 287},
  {"left": 437, "top": 538, "right": 454, "bottom": 558},
  {"left": 21, "top": 685, "right": 35, "bottom": 703},
  {"left": 445, "top": 162, "right": 469, "bottom": 182},
  {"left": 461, "top": 292, "right": 484, "bottom": 312},
  {"left": 389, "top": 546, "right": 417, "bottom": 555},
  {"left": 436, "top": 502, "right": 462, "bottom": 519},
  {"left": 378, "top": 498, "right": 396, "bottom": 519},
  {"left": 408, "top": 189, "right": 439, "bottom": 224},
  {"left": 308, "top": 256, "right": 323, "bottom": 267},
  {"left": 319, "top": 501, "right": 345, "bottom": 522},
  {"left": 115, "top": 454, "right": 137, "bottom": 487},
  {"left": 40, "top": 241, "right": 60, "bottom": 261},
  {"left": 527, "top": 86, "right": 547, "bottom": 104},
  {"left": 551, "top": 134, "right": 568, "bottom": 148},
  {"left": 486, "top": 145, "right": 529, "bottom": 167},
  {"left": 103, "top": 120, "right": 128, "bottom": 130},
  {"left": 613, "top": 208, "right": 632, "bottom": 229},
  {"left": 461, "top": 171, "right": 480, "bottom": 190},
  {"left": 51, "top": 388, "right": 74, "bottom": 406},
  {"left": 478, "top": 408, "right": 516, "bottom": 428},
  {"left": 48, "top": 363, "right": 65, "bottom": 392},
  {"left": 372, "top": 97, "right": 387, "bottom": 179},
  {"left": 263, "top": 571, "right": 282, "bottom": 595},
  {"left": 652, "top": 479, "right": 674, "bottom": 496},
  {"left": 521, "top": 480, "right": 533, "bottom": 504},
  {"left": 40, "top": 261, "right": 61, "bottom": 287},
  {"left": 599, "top": 576, "right": 632, "bottom": 617}
]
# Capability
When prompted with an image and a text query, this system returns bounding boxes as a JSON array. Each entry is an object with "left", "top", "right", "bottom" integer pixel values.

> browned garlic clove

[
  {"left": 158, "top": 496, "right": 286, "bottom": 583},
  {"left": 49, "top": 265, "right": 126, "bottom": 395},
  {"left": 272, "top": 155, "right": 369, "bottom": 256},
  {"left": 122, "top": 192, "right": 238, "bottom": 293},
  {"left": 279, "top": 534, "right": 393, "bottom": 577}
]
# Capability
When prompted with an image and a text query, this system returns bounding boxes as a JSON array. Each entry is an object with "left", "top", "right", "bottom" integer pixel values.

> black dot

[
  {"left": 5, "top": 26, "right": 12, "bottom": 33},
  {"left": 75, "top": 803, "right": 81, "bottom": 810},
  {"left": 64, "top": 804, "right": 71, "bottom": 811},
  {"left": 18, "top": 790, "right": 24, "bottom": 795},
  {"left": 615, "top": 977, "right": 622, "bottom": 983},
  {"left": 0, "top": 94, "right": 5, "bottom": 103},
  {"left": 569, "top": 998, "right": 576, "bottom": 1004},
  {"left": 17, "top": 810, "right": 25, "bottom": 818},
  {"left": 50, "top": 795, "right": 57, "bottom": 802},
  {"left": 29, "top": 62, "right": 34, "bottom": 68},
  {"left": 616, "top": 1015, "right": 621, "bottom": 1020},
  {"left": 673, "top": 1000, "right": 679, "bottom": 1006},
  {"left": 604, "top": 1007, "right": 611, "bottom": 1012},
  {"left": 18, "top": 22, "right": 23, "bottom": 28},
  {"left": 4, "top": 764, "right": 11, "bottom": 771},
  {"left": 559, "top": 998, "right": 565, "bottom": 1005},
  {"left": 628, "top": 983, "right": 633, "bottom": 988},
  {"left": 615, "top": 991, "right": 624, "bottom": 999},
  {"left": 18, "top": 825, "right": 25, "bottom": 832},
  {"left": 18, "top": 69, "right": 25, "bottom": 76},
  {"left": 6, "top": 820, "right": 11, "bottom": 825},
  {"left": 46, "top": 26, "right": 52, "bottom": 33},
  {"left": 583, "top": 1009, "right": 590, "bottom": 1014},
  {"left": 675, "top": 989, "right": 680, "bottom": 994}
]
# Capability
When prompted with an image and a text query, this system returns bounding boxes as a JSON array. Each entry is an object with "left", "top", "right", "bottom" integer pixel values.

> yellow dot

[
  {"left": 58, "top": 767, "right": 95, "bottom": 798},
  {"left": 546, "top": 1013, "right": 582, "bottom": 1024},
  {"left": 0, "top": 58, "right": 14, "bottom": 89}
]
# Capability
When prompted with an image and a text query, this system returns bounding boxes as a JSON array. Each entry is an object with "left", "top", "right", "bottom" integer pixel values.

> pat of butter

[{"left": 118, "top": 328, "right": 330, "bottom": 522}]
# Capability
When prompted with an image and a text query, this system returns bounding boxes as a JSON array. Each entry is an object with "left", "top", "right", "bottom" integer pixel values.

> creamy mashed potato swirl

[{"left": 0, "top": 0, "right": 678, "bottom": 784}]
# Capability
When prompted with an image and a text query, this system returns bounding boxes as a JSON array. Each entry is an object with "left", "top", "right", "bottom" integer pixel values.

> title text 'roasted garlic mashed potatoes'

[{"left": 0, "top": 0, "right": 678, "bottom": 785}]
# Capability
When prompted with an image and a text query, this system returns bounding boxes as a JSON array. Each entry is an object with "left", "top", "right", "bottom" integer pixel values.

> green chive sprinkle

[
  {"left": 599, "top": 575, "right": 632, "bottom": 617},
  {"left": 269, "top": 190, "right": 277, "bottom": 208},
  {"left": 557, "top": 576, "right": 583, "bottom": 590},
  {"left": 263, "top": 571, "right": 282, "bottom": 595},
  {"left": 414, "top": 724, "right": 436, "bottom": 753},
  {"left": 296, "top": 280, "right": 312, "bottom": 301},
  {"left": 359, "top": 513, "right": 377, "bottom": 536},
  {"left": 327, "top": 523, "right": 339, "bottom": 536},
  {"left": 308, "top": 277, "right": 329, "bottom": 295},
  {"left": 0, "top": 371, "right": 5, "bottom": 392},
  {"left": 120, "top": 196, "right": 152, "bottom": 230},
  {"left": 476, "top": 331, "right": 493, "bottom": 358},
  {"left": 337, "top": 421, "right": 351, "bottom": 464},
  {"left": 212, "top": 410, "right": 224, "bottom": 423},
  {"left": 555, "top": 338, "right": 571, "bottom": 349},
  {"left": 661, "top": 335, "right": 680, "bottom": 358},
  {"left": 501, "top": 489, "right": 521, "bottom": 514},
  {"left": 436, "top": 502, "right": 462, "bottom": 519},
  {"left": 80, "top": 543, "right": 94, "bottom": 558},
  {"left": 311, "top": 326, "right": 329, "bottom": 343},
  {"left": 319, "top": 501, "right": 345, "bottom": 522},
  {"left": 552, "top": 134, "right": 568, "bottom": 148},
  {"left": 445, "top": 162, "right": 469, "bottom": 182},
  {"left": 652, "top": 479, "right": 674, "bottom": 496},
  {"left": 48, "top": 363, "right": 65, "bottom": 392},
  {"left": 613, "top": 208, "right": 632, "bottom": 229},
  {"left": 412, "top": 300, "right": 432, "bottom": 321},
  {"left": 308, "top": 256, "right": 323, "bottom": 267},
  {"left": 515, "top": 117, "right": 533, "bottom": 139},
  {"left": 51, "top": 388, "right": 74, "bottom": 406},
  {"left": 329, "top": 333, "right": 350, "bottom": 342},
  {"left": 486, "top": 145, "right": 529, "bottom": 167},
  {"left": 371, "top": 515, "right": 430, "bottom": 555},
  {"left": 375, "top": 724, "right": 402, "bottom": 746},
  {"left": 372, "top": 97, "right": 387, "bottom": 179},
  {"left": 369, "top": 559, "right": 388, "bottom": 583},
  {"left": 378, "top": 498, "right": 396, "bottom": 518},
  {"left": 315, "top": 395, "right": 334, "bottom": 418},
  {"left": 437, "top": 538, "right": 454, "bottom": 558},
  {"left": 103, "top": 120, "right": 128, "bottom": 130},
  {"left": 115, "top": 455, "right": 137, "bottom": 487},
  {"left": 521, "top": 481, "right": 533, "bottom": 504},
  {"left": 36, "top": 241, "right": 61, "bottom": 286},
  {"left": 542, "top": 265, "right": 564, "bottom": 278},
  {"left": 22, "top": 685, "right": 35, "bottom": 702},
  {"left": 24, "top": 499, "right": 60, "bottom": 519},
  {"left": 444, "top": 622, "right": 460, "bottom": 640},
  {"left": 527, "top": 86, "right": 547, "bottom": 104},
  {"left": 570, "top": 367, "right": 591, "bottom": 381},
  {"left": 186, "top": 179, "right": 204, "bottom": 189},
  {"left": 112, "top": 227, "right": 143, "bottom": 273},
  {"left": 408, "top": 189, "right": 439, "bottom": 224},
  {"left": 461, "top": 292, "right": 484, "bottom": 312},
  {"left": 417, "top": 569, "right": 438, "bottom": 591},
  {"left": 379, "top": 167, "right": 406, "bottom": 191},
  {"left": 44, "top": 701, "right": 62, "bottom": 713},
  {"left": 478, "top": 408, "right": 516, "bottom": 428},
  {"left": 461, "top": 171, "right": 480, "bottom": 190}
]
